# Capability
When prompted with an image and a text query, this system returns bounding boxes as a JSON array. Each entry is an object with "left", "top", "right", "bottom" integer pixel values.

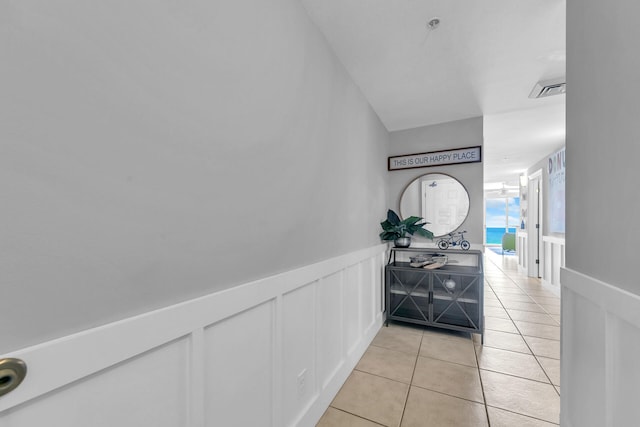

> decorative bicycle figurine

[{"left": 437, "top": 230, "right": 470, "bottom": 250}]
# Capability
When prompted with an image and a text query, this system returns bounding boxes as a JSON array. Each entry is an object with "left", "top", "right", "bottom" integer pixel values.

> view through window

[{"left": 485, "top": 197, "right": 520, "bottom": 244}]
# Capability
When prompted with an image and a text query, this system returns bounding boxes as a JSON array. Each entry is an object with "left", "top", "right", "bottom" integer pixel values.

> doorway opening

[{"left": 485, "top": 196, "right": 520, "bottom": 252}]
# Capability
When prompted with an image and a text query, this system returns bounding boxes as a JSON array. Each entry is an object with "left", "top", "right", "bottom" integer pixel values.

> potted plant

[{"left": 379, "top": 209, "right": 434, "bottom": 248}]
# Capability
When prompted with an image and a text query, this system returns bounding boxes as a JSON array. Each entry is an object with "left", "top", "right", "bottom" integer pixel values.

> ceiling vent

[{"left": 529, "top": 77, "right": 566, "bottom": 99}]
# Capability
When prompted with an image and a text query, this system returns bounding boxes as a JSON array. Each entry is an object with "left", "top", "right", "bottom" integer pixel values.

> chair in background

[{"left": 501, "top": 232, "right": 516, "bottom": 255}]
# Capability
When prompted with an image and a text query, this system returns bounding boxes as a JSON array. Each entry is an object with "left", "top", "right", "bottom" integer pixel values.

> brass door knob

[{"left": 0, "top": 358, "right": 27, "bottom": 398}]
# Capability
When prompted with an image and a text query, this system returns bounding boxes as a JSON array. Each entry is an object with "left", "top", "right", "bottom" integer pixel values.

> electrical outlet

[{"left": 297, "top": 369, "right": 307, "bottom": 397}]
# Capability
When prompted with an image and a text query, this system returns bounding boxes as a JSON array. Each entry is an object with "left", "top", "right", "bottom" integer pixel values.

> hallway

[{"left": 317, "top": 249, "right": 561, "bottom": 426}]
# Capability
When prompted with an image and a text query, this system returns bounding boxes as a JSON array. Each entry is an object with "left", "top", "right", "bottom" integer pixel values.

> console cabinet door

[
  {"left": 386, "top": 267, "right": 429, "bottom": 323},
  {"left": 430, "top": 272, "right": 481, "bottom": 330}
]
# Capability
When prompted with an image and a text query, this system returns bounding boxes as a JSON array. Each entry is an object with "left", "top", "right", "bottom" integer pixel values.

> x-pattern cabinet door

[
  {"left": 386, "top": 267, "right": 430, "bottom": 323},
  {"left": 430, "top": 272, "right": 481, "bottom": 330}
]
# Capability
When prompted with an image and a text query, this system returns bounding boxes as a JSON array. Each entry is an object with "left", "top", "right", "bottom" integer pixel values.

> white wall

[
  {"left": 388, "top": 117, "right": 484, "bottom": 245},
  {"left": 566, "top": 1, "right": 640, "bottom": 289},
  {"left": 523, "top": 146, "right": 565, "bottom": 237},
  {"left": 517, "top": 146, "right": 566, "bottom": 284},
  {"left": 0, "top": 0, "right": 389, "bottom": 353},
  {"left": 0, "top": 246, "right": 387, "bottom": 427},
  {"left": 564, "top": 0, "right": 640, "bottom": 425}
]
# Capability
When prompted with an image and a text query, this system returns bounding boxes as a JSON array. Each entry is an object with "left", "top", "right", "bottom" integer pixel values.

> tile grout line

[
  {"left": 408, "top": 381, "right": 487, "bottom": 406},
  {"left": 484, "top": 404, "right": 560, "bottom": 426},
  {"left": 473, "top": 332, "right": 492, "bottom": 426},
  {"left": 485, "top": 251, "right": 562, "bottom": 408},
  {"left": 486, "top": 253, "right": 560, "bottom": 318},
  {"left": 320, "top": 251, "right": 559, "bottom": 425},
  {"left": 507, "top": 313, "right": 559, "bottom": 390},
  {"left": 484, "top": 253, "right": 561, "bottom": 395},
  {"left": 326, "top": 407, "right": 388, "bottom": 426},
  {"left": 478, "top": 367, "right": 554, "bottom": 387},
  {"left": 482, "top": 254, "right": 528, "bottom": 427},
  {"left": 365, "top": 328, "right": 494, "bottom": 421},
  {"left": 485, "top": 290, "right": 555, "bottom": 387},
  {"left": 397, "top": 329, "right": 424, "bottom": 427}
]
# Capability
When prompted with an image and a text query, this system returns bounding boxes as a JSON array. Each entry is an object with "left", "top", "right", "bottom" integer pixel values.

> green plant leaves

[
  {"left": 379, "top": 209, "right": 433, "bottom": 241},
  {"left": 386, "top": 209, "right": 401, "bottom": 225},
  {"left": 413, "top": 226, "right": 434, "bottom": 240},
  {"left": 380, "top": 219, "right": 395, "bottom": 231},
  {"left": 402, "top": 216, "right": 424, "bottom": 226}
]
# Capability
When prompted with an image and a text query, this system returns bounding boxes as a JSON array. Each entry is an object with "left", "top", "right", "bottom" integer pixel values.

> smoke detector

[
  {"left": 529, "top": 77, "right": 566, "bottom": 99},
  {"left": 427, "top": 17, "right": 441, "bottom": 30}
]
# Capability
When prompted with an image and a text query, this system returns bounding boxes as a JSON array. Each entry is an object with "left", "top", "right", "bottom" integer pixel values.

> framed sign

[
  {"left": 388, "top": 146, "right": 481, "bottom": 171},
  {"left": 548, "top": 147, "right": 565, "bottom": 233}
]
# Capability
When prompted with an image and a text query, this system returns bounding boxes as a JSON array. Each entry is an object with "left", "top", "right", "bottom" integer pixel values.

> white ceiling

[{"left": 299, "top": 0, "right": 566, "bottom": 188}]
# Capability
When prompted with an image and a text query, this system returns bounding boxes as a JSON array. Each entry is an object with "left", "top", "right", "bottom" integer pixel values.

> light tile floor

[{"left": 317, "top": 249, "right": 561, "bottom": 427}]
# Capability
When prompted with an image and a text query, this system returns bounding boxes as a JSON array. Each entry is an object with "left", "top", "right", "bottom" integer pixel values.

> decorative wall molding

[
  {"left": 0, "top": 244, "right": 388, "bottom": 427},
  {"left": 562, "top": 268, "right": 640, "bottom": 329},
  {"left": 542, "top": 236, "right": 565, "bottom": 287},
  {"left": 516, "top": 232, "right": 564, "bottom": 286},
  {"left": 517, "top": 231, "right": 528, "bottom": 274},
  {"left": 561, "top": 268, "right": 640, "bottom": 427}
]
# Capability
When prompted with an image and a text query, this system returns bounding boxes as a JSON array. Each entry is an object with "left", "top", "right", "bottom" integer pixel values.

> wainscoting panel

[
  {"left": 203, "top": 300, "right": 275, "bottom": 427},
  {"left": 316, "top": 272, "right": 344, "bottom": 390},
  {"left": 282, "top": 282, "right": 317, "bottom": 426},
  {"left": 0, "top": 338, "right": 190, "bottom": 427},
  {"left": 542, "top": 236, "right": 565, "bottom": 288},
  {"left": 360, "top": 258, "right": 375, "bottom": 338},
  {"left": 0, "top": 244, "right": 387, "bottom": 427},
  {"left": 608, "top": 315, "right": 640, "bottom": 426},
  {"left": 517, "top": 231, "right": 528, "bottom": 274},
  {"left": 343, "top": 264, "right": 363, "bottom": 357},
  {"left": 561, "top": 267, "right": 640, "bottom": 427}
]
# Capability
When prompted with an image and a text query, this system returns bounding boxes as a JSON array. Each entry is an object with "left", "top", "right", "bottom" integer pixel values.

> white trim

[
  {"left": 517, "top": 230, "right": 528, "bottom": 274},
  {"left": 542, "top": 235, "right": 565, "bottom": 288},
  {"left": 542, "top": 235, "right": 565, "bottom": 245},
  {"left": 528, "top": 169, "right": 543, "bottom": 179},
  {"left": 561, "top": 267, "right": 640, "bottom": 427},
  {"left": 0, "top": 244, "right": 387, "bottom": 427},
  {"left": 604, "top": 311, "right": 615, "bottom": 427},
  {"left": 273, "top": 293, "right": 285, "bottom": 427},
  {"left": 528, "top": 170, "right": 543, "bottom": 278},
  {"left": 188, "top": 328, "right": 205, "bottom": 427},
  {"left": 561, "top": 268, "right": 640, "bottom": 328}
]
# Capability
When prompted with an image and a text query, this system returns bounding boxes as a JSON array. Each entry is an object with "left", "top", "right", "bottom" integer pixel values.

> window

[{"left": 485, "top": 197, "right": 520, "bottom": 244}]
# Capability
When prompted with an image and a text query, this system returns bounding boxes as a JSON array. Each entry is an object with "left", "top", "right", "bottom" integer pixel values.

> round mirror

[{"left": 399, "top": 173, "right": 470, "bottom": 238}]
